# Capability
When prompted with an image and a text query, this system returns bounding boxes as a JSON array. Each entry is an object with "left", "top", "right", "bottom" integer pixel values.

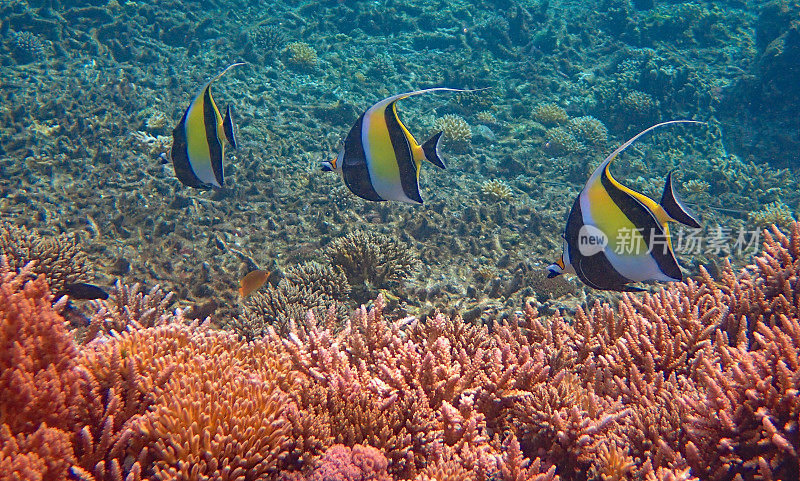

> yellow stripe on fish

[{"left": 171, "top": 63, "right": 242, "bottom": 189}]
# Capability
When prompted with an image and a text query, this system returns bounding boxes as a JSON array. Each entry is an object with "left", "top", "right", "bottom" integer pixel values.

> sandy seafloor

[{"left": 1, "top": 0, "right": 798, "bottom": 326}]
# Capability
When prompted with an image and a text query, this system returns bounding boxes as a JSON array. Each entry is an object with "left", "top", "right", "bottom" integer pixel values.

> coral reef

[
  {"left": 621, "top": 90, "right": 658, "bottom": 121},
  {"left": 475, "top": 110, "right": 498, "bottom": 126},
  {"left": 327, "top": 231, "right": 416, "bottom": 303},
  {"left": 248, "top": 24, "right": 287, "bottom": 62},
  {"left": 85, "top": 281, "right": 175, "bottom": 340},
  {"left": 2, "top": 221, "right": 800, "bottom": 480},
  {"left": 480, "top": 179, "right": 513, "bottom": 203},
  {"left": 543, "top": 127, "right": 581, "bottom": 157},
  {"left": 749, "top": 201, "right": 796, "bottom": 229},
  {"left": 0, "top": 222, "right": 91, "bottom": 295},
  {"left": 231, "top": 281, "right": 329, "bottom": 339},
  {"left": 304, "top": 444, "right": 391, "bottom": 481},
  {"left": 532, "top": 103, "right": 570, "bottom": 127},
  {"left": 567, "top": 116, "right": 608, "bottom": 148},
  {"left": 433, "top": 114, "right": 472, "bottom": 154},
  {"left": 285, "top": 42, "right": 318, "bottom": 71},
  {"left": 283, "top": 261, "right": 351, "bottom": 302},
  {"left": 8, "top": 30, "right": 47, "bottom": 63}
]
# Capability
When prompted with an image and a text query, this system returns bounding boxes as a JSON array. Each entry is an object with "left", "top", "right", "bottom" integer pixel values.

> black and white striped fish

[
  {"left": 171, "top": 63, "right": 242, "bottom": 188},
  {"left": 547, "top": 120, "right": 705, "bottom": 291},
  {"left": 322, "top": 88, "right": 479, "bottom": 204}
]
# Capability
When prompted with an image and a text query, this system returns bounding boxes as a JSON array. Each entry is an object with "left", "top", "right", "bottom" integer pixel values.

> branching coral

[
  {"left": 0, "top": 222, "right": 91, "bottom": 295},
  {"left": 568, "top": 116, "right": 608, "bottom": 147},
  {"left": 480, "top": 179, "right": 513, "bottom": 203},
  {"left": 84, "top": 281, "right": 175, "bottom": 341},
  {"left": 434, "top": 114, "right": 472, "bottom": 154},
  {"left": 231, "top": 281, "right": 330, "bottom": 339},
  {"left": 230, "top": 261, "right": 352, "bottom": 340},
  {"left": 3, "top": 222, "right": 800, "bottom": 481},
  {"left": 283, "top": 261, "right": 351, "bottom": 302},
  {"left": 543, "top": 127, "right": 581, "bottom": 156},
  {"left": 285, "top": 41, "right": 318, "bottom": 70},
  {"left": 532, "top": 103, "right": 569, "bottom": 126},
  {"left": 0, "top": 262, "right": 85, "bottom": 437},
  {"left": 9, "top": 30, "right": 47, "bottom": 63},
  {"left": 749, "top": 201, "right": 796, "bottom": 229},
  {"left": 304, "top": 444, "right": 391, "bottom": 481},
  {"left": 327, "top": 230, "right": 416, "bottom": 302}
]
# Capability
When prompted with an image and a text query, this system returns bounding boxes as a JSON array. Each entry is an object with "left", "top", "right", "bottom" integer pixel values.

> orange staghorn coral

[
  {"left": 679, "top": 224, "right": 800, "bottom": 479},
  {"left": 0, "top": 423, "right": 75, "bottom": 481},
  {"left": 0, "top": 261, "right": 86, "bottom": 437}
]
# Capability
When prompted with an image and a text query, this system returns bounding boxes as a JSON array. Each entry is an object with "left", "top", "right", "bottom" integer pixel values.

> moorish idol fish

[
  {"left": 321, "top": 88, "right": 481, "bottom": 204},
  {"left": 547, "top": 120, "right": 705, "bottom": 292},
  {"left": 171, "top": 62, "right": 243, "bottom": 188}
]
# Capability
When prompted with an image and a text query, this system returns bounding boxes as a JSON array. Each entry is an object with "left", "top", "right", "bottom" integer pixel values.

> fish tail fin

[
  {"left": 660, "top": 170, "right": 701, "bottom": 228},
  {"left": 422, "top": 132, "right": 446, "bottom": 169},
  {"left": 223, "top": 105, "right": 238, "bottom": 149}
]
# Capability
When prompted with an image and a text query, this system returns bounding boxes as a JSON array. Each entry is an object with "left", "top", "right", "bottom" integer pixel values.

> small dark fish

[{"left": 58, "top": 282, "right": 110, "bottom": 300}]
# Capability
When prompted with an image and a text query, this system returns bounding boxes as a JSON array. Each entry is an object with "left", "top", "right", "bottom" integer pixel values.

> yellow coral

[
  {"left": 684, "top": 179, "right": 710, "bottom": 196},
  {"left": 480, "top": 179, "right": 513, "bottom": 202},
  {"left": 434, "top": 114, "right": 472, "bottom": 154},
  {"left": 475, "top": 110, "right": 498, "bottom": 125},
  {"left": 532, "top": 103, "right": 569, "bottom": 126},
  {"left": 749, "top": 201, "right": 796, "bottom": 229},
  {"left": 285, "top": 41, "right": 318, "bottom": 70}
]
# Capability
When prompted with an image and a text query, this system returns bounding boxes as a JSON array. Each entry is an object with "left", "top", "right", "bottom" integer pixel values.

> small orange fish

[{"left": 239, "top": 270, "right": 269, "bottom": 298}]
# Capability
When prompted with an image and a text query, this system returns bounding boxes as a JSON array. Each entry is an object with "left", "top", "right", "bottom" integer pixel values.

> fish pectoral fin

[
  {"left": 223, "top": 105, "right": 238, "bottom": 150},
  {"left": 421, "top": 132, "right": 446, "bottom": 169},
  {"left": 661, "top": 170, "right": 701, "bottom": 228}
]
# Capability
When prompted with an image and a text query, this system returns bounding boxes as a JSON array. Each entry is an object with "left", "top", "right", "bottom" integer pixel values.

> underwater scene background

[{"left": 1, "top": 0, "right": 799, "bottom": 479}]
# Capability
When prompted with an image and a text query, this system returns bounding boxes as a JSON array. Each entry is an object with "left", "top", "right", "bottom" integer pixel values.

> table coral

[{"left": 0, "top": 222, "right": 91, "bottom": 295}]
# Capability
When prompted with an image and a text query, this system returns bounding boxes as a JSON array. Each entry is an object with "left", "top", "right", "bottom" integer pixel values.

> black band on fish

[
  {"left": 223, "top": 105, "right": 238, "bottom": 150},
  {"left": 661, "top": 170, "right": 701, "bottom": 228},
  {"left": 564, "top": 197, "right": 635, "bottom": 291},
  {"left": 601, "top": 166, "right": 682, "bottom": 281},
  {"left": 203, "top": 87, "right": 225, "bottom": 187},
  {"left": 385, "top": 101, "right": 422, "bottom": 204},
  {"left": 342, "top": 113, "right": 384, "bottom": 202}
]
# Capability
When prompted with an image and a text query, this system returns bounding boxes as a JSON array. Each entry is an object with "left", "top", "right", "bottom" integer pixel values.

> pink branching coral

[
  {"left": 0, "top": 261, "right": 86, "bottom": 480},
  {"left": 1, "top": 222, "right": 799, "bottom": 480},
  {"left": 305, "top": 444, "right": 391, "bottom": 481}
]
